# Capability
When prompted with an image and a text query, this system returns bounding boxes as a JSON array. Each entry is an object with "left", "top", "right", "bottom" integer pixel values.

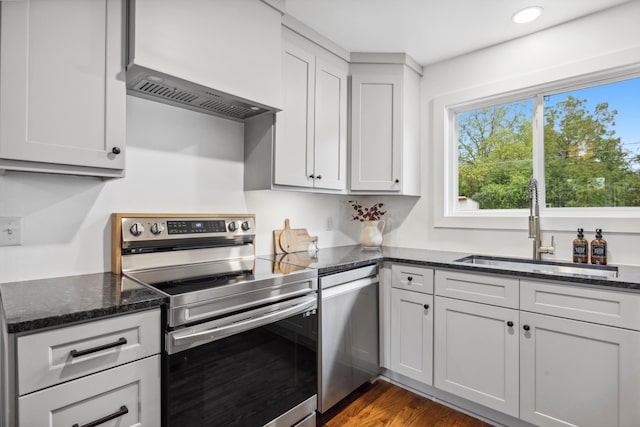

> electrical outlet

[
  {"left": 0, "top": 217, "right": 23, "bottom": 246},
  {"left": 326, "top": 216, "right": 334, "bottom": 230}
]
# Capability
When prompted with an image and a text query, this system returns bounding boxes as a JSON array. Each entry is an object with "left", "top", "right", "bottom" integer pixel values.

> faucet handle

[{"left": 541, "top": 235, "right": 555, "bottom": 254}]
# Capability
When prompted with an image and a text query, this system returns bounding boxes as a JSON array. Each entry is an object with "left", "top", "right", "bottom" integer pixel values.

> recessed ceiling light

[{"left": 512, "top": 6, "right": 543, "bottom": 24}]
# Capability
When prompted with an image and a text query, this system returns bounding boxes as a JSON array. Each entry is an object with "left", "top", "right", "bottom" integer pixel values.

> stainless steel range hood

[{"left": 126, "top": 64, "right": 279, "bottom": 122}]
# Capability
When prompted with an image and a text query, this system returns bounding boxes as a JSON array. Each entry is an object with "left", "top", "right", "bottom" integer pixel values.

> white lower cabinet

[
  {"left": 520, "top": 312, "right": 640, "bottom": 427},
  {"left": 19, "top": 355, "right": 160, "bottom": 427},
  {"left": 390, "top": 288, "right": 433, "bottom": 384},
  {"left": 434, "top": 296, "right": 519, "bottom": 417},
  {"left": 385, "top": 265, "right": 640, "bottom": 427},
  {"left": 10, "top": 309, "right": 161, "bottom": 426}
]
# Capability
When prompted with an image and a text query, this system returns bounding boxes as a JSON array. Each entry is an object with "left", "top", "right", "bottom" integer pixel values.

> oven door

[{"left": 164, "top": 295, "right": 318, "bottom": 427}]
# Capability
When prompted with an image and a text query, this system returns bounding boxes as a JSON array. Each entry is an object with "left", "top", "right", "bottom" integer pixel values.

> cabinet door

[
  {"left": 0, "top": 0, "right": 125, "bottom": 174},
  {"left": 434, "top": 297, "right": 519, "bottom": 416},
  {"left": 390, "top": 288, "right": 433, "bottom": 385},
  {"left": 274, "top": 42, "right": 315, "bottom": 188},
  {"left": 312, "top": 58, "right": 347, "bottom": 190},
  {"left": 350, "top": 73, "right": 402, "bottom": 191},
  {"left": 520, "top": 312, "right": 640, "bottom": 427},
  {"left": 19, "top": 355, "right": 160, "bottom": 427}
]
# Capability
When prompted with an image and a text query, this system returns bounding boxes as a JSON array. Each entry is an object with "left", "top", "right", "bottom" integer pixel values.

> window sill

[{"left": 435, "top": 208, "right": 640, "bottom": 234}]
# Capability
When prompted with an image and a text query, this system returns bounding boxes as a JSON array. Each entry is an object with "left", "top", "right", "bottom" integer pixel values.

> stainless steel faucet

[{"left": 528, "top": 178, "right": 555, "bottom": 260}]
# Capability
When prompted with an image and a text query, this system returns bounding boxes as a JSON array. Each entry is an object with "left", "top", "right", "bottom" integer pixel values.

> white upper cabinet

[
  {"left": 246, "top": 25, "right": 348, "bottom": 192},
  {"left": 273, "top": 41, "right": 315, "bottom": 188},
  {"left": 350, "top": 55, "right": 422, "bottom": 195},
  {"left": 128, "top": 0, "right": 283, "bottom": 113},
  {"left": 0, "top": 0, "right": 126, "bottom": 178},
  {"left": 312, "top": 57, "right": 347, "bottom": 190},
  {"left": 273, "top": 33, "right": 347, "bottom": 191}
]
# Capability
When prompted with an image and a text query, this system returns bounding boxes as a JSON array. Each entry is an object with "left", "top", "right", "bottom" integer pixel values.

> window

[
  {"left": 457, "top": 100, "right": 533, "bottom": 210},
  {"left": 454, "top": 76, "right": 640, "bottom": 211}
]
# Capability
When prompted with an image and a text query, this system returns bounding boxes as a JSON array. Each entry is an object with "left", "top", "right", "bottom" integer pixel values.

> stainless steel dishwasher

[{"left": 318, "top": 265, "right": 379, "bottom": 413}]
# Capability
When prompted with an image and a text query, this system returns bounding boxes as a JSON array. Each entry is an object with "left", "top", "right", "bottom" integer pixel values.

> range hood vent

[{"left": 126, "top": 65, "right": 279, "bottom": 122}]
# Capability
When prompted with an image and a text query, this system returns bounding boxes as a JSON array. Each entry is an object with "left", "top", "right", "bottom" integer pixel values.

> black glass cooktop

[
  {"left": 149, "top": 271, "right": 255, "bottom": 296},
  {"left": 127, "top": 258, "right": 313, "bottom": 297}
]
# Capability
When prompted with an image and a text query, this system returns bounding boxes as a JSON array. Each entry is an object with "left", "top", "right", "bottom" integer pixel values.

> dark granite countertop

[
  {"left": 259, "top": 245, "right": 640, "bottom": 292},
  {"left": 0, "top": 273, "right": 166, "bottom": 334},
  {"left": 5, "top": 245, "right": 640, "bottom": 335},
  {"left": 260, "top": 245, "right": 383, "bottom": 275}
]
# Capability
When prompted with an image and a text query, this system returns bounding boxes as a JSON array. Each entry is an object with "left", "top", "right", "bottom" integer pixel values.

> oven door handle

[{"left": 171, "top": 296, "right": 317, "bottom": 350}]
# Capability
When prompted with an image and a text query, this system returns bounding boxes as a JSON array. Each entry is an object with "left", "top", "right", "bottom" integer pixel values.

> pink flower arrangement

[{"left": 349, "top": 201, "right": 386, "bottom": 222}]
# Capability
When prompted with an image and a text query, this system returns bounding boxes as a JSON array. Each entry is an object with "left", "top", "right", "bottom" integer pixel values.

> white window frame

[{"left": 434, "top": 65, "right": 640, "bottom": 233}]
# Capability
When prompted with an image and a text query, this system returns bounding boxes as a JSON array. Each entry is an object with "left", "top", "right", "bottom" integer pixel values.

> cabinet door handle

[
  {"left": 111, "top": 146, "right": 121, "bottom": 155},
  {"left": 308, "top": 174, "right": 315, "bottom": 179},
  {"left": 523, "top": 325, "right": 531, "bottom": 331},
  {"left": 72, "top": 405, "right": 128, "bottom": 427},
  {"left": 423, "top": 304, "right": 430, "bottom": 310},
  {"left": 69, "top": 337, "right": 127, "bottom": 358},
  {"left": 506, "top": 321, "right": 514, "bottom": 327},
  {"left": 316, "top": 174, "right": 322, "bottom": 180},
  {"left": 407, "top": 276, "right": 413, "bottom": 282},
  {"left": 394, "top": 179, "right": 400, "bottom": 184}
]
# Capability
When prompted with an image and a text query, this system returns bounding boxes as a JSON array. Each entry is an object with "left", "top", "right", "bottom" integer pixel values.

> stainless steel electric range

[{"left": 112, "top": 213, "right": 318, "bottom": 427}]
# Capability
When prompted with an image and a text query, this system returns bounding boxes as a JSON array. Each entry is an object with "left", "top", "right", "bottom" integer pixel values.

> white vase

[{"left": 359, "top": 220, "right": 385, "bottom": 249}]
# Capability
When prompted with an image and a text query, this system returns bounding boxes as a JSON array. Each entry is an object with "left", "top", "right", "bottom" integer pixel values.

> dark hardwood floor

[{"left": 317, "top": 380, "right": 492, "bottom": 427}]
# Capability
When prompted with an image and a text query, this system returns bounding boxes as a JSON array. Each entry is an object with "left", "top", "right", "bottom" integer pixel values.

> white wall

[
  {"left": 384, "top": 1, "right": 640, "bottom": 265},
  {"left": 0, "top": 96, "right": 355, "bottom": 283},
  {"left": 2, "top": 3, "right": 640, "bottom": 283}
]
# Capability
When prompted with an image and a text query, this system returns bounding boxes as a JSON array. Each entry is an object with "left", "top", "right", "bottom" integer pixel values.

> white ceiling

[{"left": 284, "top": 0, "right": 634, "bottom": 66}]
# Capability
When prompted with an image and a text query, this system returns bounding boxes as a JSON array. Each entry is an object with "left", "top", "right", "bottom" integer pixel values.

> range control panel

[
  {"left": 119, "top": 215, "right": 255, "bottom": 244},
  {"left": 166, "top": 220, "right": 228, "bottom": 235}
]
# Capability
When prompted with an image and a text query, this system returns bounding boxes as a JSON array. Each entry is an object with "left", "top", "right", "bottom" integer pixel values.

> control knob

[
  {"left": 227, "top": 221, "right": 237, "bottom": 232},
  {"left": 150, "top": 223, "right": 165, "bottom": 235},
  {"left": 129, "top": 223, "right": 144, "bottom": 236},
  {"left": 241, "top": 221, "right": 251, "bottom": 231}
]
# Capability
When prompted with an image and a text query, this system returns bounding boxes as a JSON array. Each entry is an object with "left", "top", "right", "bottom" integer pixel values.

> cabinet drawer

[
  {"left": 18, "top": 309, "right": 160, "bottom": 395},
  {"left": 391, "top": 264, "right": 433, "bottom": 294},
  {"left": 19, "top": 355, "right": 160, "bottom": 427},
  {"left": 521, "top": 280, "right": 640, "bottom": 330},
  {"left": 435, "top": 270, "right": 519, "bottom": 308}
]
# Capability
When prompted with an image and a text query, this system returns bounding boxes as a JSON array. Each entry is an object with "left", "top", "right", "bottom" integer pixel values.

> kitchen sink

[{"left": 454, "top": 255, "right": 619, "bottom": 279}]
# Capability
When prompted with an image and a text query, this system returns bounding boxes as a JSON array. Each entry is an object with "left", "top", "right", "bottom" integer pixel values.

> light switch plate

[{"left": 0, "top": 217, "right": 23, "bottom": 246}]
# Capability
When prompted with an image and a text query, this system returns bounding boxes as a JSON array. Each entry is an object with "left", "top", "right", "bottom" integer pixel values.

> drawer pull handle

[
  {"left": 423, "top": 304, "right": 430, "bottom": 310},
  {"left": 407, "top": 276, "right": 413, "bottom": 282},
  {"left": 523, "top": 325, "right": 531, "bottom": 331},
  {"left": 69, "top": 337, "right": 127, "bottom": 358},
  {"left": 72, "top": 405, "right": 128, "bottom": 427},
  {"left": 506, "top": 321, "right": 514, "bottom": 327}
]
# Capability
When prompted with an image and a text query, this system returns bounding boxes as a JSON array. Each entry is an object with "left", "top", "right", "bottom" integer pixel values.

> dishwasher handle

[{"left": 321, "top": 275, "right": 379, "bottom": 299}]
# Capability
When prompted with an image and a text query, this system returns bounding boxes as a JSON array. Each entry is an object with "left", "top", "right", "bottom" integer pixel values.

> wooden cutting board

[
  {"left": 273, "top": 252, "right": 312, "bottom": 274},
  {"left": 273, "top": 218, "right": 318, "bottom": 254}
]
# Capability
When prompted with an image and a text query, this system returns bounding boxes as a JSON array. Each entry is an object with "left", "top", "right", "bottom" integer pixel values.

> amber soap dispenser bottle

[
  {"left": 591, "top": 229, "right": 607, "bottom": 265},
  {"left": 572, "top": 228, "right": 588, "bottom": 263}
]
